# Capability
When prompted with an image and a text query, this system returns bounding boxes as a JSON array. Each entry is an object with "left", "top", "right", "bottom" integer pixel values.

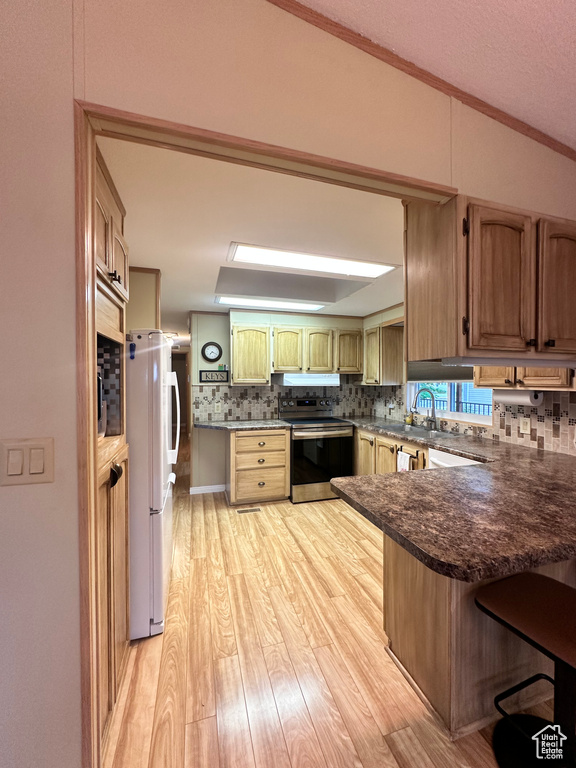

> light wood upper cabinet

[
  {"left": 334, "top": 329, "right": 362, "bottom": 373},
  {"left": 538, "top": 218, "right": 576, "bottom": 354},
  {"left": 273, "top": 327, "right": 303, "bottom": 372},
  {"left": 474, "top": 365, "right": 572, "bottom": 389},
  {"left": 304, "top": 328, "right": 333, "bottom": 373},
  {"left": 468, "top": 205, "right": 535, "bottom": 352},
  {"left": 95, "top": 149, "right": 129, "bottom": 302},
  {"left": 363, "top": 326, "right": 381, "bottom": 384},
  {"left": 405, "top": 197, "right": 576, "bottom": 365},
  {"left": 381, "top": 326, "right": 404, "bottom": 385},
  {"left": 231, "top": 326, "right": 271, "bottom": 385},
  {"left": 473, "top": 366, "right": 516, "bottom": 388}
]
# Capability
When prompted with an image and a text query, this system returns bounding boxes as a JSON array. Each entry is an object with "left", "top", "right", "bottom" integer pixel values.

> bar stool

[{"left": 475, "top": 573, "right": 576, "bottom": 768}]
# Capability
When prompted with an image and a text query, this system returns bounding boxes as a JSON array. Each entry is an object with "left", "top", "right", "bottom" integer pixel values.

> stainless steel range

[{"left": 279, "top": 396, "right": 354, "bottom": 503}]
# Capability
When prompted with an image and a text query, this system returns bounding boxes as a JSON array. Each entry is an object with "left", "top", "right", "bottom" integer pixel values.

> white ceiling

[
  {"left": 97, "top": 138, "right": 405, "bottom": 335},
  {"left": 291, "top": 0, "right": 576, "bottom": 151}
]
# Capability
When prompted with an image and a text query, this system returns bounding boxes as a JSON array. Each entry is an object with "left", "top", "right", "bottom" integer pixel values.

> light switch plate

[
  {"left": 520, "top": 417, "right": 531, "bottom": 435},
  {"left": 0, "top": 438, "right": 54, "bottom": 486}
]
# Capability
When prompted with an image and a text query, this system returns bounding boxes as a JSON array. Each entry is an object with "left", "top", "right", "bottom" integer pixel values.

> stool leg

[{"left": 554, "top": 660, "right": 576, "bottom": 764}]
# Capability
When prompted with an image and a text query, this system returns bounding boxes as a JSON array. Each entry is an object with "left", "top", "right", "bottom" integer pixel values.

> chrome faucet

[{"left": 411, "top": 387, "right": 437, "bottom": 431}]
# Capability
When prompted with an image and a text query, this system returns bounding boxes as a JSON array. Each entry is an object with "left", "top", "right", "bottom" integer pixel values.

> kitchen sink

[{"left": 401, "top": 425, "right": 455, "bottom": 438}]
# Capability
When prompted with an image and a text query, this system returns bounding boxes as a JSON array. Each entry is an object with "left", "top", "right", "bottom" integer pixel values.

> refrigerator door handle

[{"left": 167, "top": 370, "right": 180, "bottom": 464}]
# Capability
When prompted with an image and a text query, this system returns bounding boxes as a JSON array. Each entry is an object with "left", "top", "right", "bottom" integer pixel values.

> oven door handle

[{"left": 292, "top": 428, "right": 354, "bottom": 440}]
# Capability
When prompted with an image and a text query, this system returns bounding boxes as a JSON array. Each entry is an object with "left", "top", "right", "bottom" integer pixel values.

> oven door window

[{"left": 291, "top": 435, "right": 353, "bottom": 485}]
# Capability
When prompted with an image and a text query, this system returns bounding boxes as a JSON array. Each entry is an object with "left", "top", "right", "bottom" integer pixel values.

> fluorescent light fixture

[
  {"left": 230, "top": 243, "right": 395, "bottom": 279},
  {"left": 217, "top": 296, "right": 325, "bottom": 311}
]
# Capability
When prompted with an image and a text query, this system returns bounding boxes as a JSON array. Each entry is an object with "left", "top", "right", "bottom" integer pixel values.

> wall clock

[{"left": 201, "top": 341, "right": 223, "bottom": 362}]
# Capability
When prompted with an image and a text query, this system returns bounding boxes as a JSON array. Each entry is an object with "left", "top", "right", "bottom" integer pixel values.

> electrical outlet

[
  {"left": 520, "top": 417, "right": 530, "bottom": 434},
  {"left": 214, "top": 402, "right": 222, "bottom": 413}
]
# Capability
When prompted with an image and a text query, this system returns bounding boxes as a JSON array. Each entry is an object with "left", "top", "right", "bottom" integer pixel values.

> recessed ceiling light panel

[
  {"left": 229, "top": 243, "right": 394, "bottom": 279},
  {"left": 216, "top": 296, "right": 325, "bottom": 311}
]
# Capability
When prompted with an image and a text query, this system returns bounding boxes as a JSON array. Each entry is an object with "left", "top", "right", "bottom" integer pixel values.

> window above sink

[{"left": 408, "top": 381, "right": 493, "bottom": 426}]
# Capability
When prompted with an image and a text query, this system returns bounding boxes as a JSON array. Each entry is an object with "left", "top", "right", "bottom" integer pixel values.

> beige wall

[
  {"left": 126, "top": 268, "right": 160, "bottom": 330},
  {"left": 0, "top": 1, "right": 81, "bottom": 767},
  {"left": 3, "top": 0, "right": 576, "bottom": 764}
]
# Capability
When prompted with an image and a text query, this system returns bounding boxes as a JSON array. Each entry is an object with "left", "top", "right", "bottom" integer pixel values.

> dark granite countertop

[
  {"left": 331, "top": 419, "right": 576, "bottom": 583},
  {"left": 194, "top": 419, "right": 290, "bottom": 431}
]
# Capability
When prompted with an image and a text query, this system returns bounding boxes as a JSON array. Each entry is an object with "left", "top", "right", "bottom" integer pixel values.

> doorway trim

[{"left": 75, "top": 99, "right": 457, "bottom": 767}]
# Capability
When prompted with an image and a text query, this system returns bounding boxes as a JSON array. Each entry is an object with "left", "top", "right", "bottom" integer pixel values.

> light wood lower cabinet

[
  {"left": 226, "top": 429, "right": 290, "bottom": 504},
  {"left": 355, "top": 429, "right": 427, "bottom": 474},
  {"left": 383, "top": 535, "right": 576, "bottom": 737},
  {"left": 96, "top": 444, "right": 130, "bottom": 747}
]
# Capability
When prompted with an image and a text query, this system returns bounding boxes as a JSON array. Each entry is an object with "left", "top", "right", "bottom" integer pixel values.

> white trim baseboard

[{"left": 189, "top": 484, "right": 226, "bottom": 495}]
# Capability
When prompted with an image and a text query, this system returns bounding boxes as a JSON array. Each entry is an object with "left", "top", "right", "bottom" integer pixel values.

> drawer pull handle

[
  {"left": 258, "top": 441, "right": 265, "bottom": 446},
  {"left": 258, "top": 481, "right": 265, "bottom": 487},
  {"left": 258, "top": 458, "right": 265, "bottom": 463}
]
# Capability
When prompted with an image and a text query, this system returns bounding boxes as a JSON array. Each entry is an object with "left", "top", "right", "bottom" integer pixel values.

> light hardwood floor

[{"left": 103, "top": 440, "right": 530, "bottom": 768}]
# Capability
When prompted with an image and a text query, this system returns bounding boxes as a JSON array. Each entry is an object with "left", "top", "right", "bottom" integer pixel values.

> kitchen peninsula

[{"left": 331, "top": 423, "right": 576, "bottom": 738}]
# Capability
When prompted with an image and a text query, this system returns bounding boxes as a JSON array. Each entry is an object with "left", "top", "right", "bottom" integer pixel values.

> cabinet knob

[
  {"left": 544, "top": 339, "right": 556, "bottom": 347},
  {"left": 110, "top": 462, "right": 123, "bottom": 489},
  {"left": 516, "top": 379, "right": 524, "bottom": 385},
  {"left": 389, "top": 445, "right": 394, "bottom": 453},
  {"left": 526, "top": 338, "right": 537, "bottom": 347},
  {"left": 258, "top": 441, "right": 265, "bottom": 446},
  {"left": 258, "top": 458, "right": 265, "bottom": 463},
  {"left": 504, "top": 379, "right": 513, "bottom": 385},
  {"left": 369, "top": 440, "right": 374, "bottom": 447},
  {"left": 258, "top": 481, "right": 265, "bottom": 487}
]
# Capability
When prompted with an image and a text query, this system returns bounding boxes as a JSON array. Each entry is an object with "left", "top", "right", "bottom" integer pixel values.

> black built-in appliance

[{"left": 279, "top": 396, "right": 354, "bottom": 503}]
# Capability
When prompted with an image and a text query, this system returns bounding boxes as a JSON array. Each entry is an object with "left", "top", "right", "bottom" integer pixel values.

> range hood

[
  {"left": 281, "top": 373, "right": 341, "bottom": 386},
  {"left": 441, "top": 357, "right": 576, "bottom": 369}
]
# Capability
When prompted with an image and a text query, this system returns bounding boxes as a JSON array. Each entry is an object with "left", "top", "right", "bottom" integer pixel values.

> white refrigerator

[{"left": 126, "top": 329, "right": 180, "bottom": 639}]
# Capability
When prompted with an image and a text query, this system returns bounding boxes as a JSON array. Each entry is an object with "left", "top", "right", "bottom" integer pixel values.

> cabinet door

[
  {"left": 111, "top": 221, "right": 129, "bottom": 302},
  {"left": 95, "top": 192, "right": 111, "bottom": 274},
  {"left": 354, "top": 430, "right": 375, "bottom": 475},
  {"left": 273, "top": 327, "right": 303, "bottom": 372},
  {"left": 400, "top": 441, "right": 428, "bottom": 470},
  {"left": 334, "top": 329, "right": 362, "bottom": 373},
  {"left": 111, "top": 450, "right": 129, "bottom": 697},
  {"left": 305, "top": 328, "right": 333, "bottom": 373},
  {"left": 381, "top": 326, "right": 404, "bottom": 385},
  {"left": 375, "top": 436, "right": 397, "bottom": 474},
  {"left": 538, "top": 218, "right": 576, "bottom": 354},
  {"left": 473, "top": 366, "right": 516, "bottom": 388},
  {"left": 515, "top": 367, "right": 571, "bottom": 389},
  {"left": 363, "top": 326, "right": 381, "bottom": 385},
  {"left": 468, "top": 205, "right": 535, "bottom": 351},
  {"left": 96, "top": 468, "right": 113, "bottom": 744},
  {"left": 231, "top": 326, "right": 271, "bottom": 384}
]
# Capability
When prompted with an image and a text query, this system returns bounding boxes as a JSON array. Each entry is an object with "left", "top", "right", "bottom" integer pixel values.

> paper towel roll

[{"left": 493, "top": 389, "right": 544, "bottom": 407}]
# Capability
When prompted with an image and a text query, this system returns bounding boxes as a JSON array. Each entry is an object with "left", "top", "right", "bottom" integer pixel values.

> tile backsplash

[
  {"left": 192, "top": 377, "right": 394, "bottom": 422},
  {"left": 193, "top": 378, "right": 576, "bottom": 457}
]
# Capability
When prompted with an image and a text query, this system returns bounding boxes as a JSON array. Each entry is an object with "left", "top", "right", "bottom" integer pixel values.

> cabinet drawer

[
  {"left": 235, "top": 432, "right": 287, "bottom": 453},
  {"left": 235, "top": 450, "right": 286, "bottom": 471},
  {"left": 235, "top": 467, "right": 287, "bottom": 501}
]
